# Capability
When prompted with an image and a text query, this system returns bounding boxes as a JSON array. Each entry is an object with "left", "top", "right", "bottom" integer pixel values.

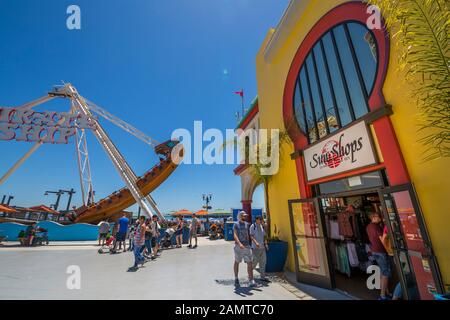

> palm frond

[{"left": 367, "top": 0, "right": 450, "bottom": 160}]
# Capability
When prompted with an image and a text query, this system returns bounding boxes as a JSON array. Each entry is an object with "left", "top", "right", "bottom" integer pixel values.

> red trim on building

[
  {"left": 241, "top": 200, "right": 252, "bottom": 222},
  {"left": 282, "top": 2, "right": 410, "bottom": 197},
  {"left": 233, "top": 163, "right": 249, "bottom": 176},
  {"left": 236, "top": 102, "right": 259, "bottom": 131}
]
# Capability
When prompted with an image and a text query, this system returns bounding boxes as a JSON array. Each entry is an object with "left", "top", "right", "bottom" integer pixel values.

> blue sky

[{"left": 0, "top": 0, "right": 289, "bottom": 213}]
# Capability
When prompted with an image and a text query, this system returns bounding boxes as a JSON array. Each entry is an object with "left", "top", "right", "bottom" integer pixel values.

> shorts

[
  {"left": 99, "top": 233, "right": 108, "bottom": 239},
  {"left": 190, "top": 229, "right": 197, "bottom": 237},
  {"left": 116, "top": 232, "right": 126, "bottom": 242},
  {"left": 372, "top": 252, "right": 391, "bottom": 277},
  {"left": 175, "top": 229, "right": 182, "bottom": 236},
  {"left": 151, "top": 237, "right": 157, "bottom": 247},
  {"left": 234, "top": 245, "right": 252, "bottom": 263}
]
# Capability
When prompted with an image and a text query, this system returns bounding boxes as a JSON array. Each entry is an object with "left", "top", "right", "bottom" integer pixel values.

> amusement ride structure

[{"left": 0, "top": 84, "right": 183, "bottom": 224}]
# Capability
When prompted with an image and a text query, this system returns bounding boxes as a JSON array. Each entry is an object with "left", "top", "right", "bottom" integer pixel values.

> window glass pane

[
  {"left": 291, "top": 201, "right": 329, "bottom": 277},
  {"left": 322, "top": 32, "right": 353, "bottom": 127},
  {"left": 299, "top": 67, "right": 318, "bottom": 143},
  {"left": 313, "top": 44, "right": 339, "bottom": 132},
  {"left": 348, "top": 22, "right": 377, "bottom": 94},
  {"left": 318, "top": 171, "right": 384, "bottom": 195},
  {"left": 293, "top": 79, "right": 307, "bottom": 134},
  {"left": 306, "top": 54, "right": 327, "bottom": 138},
  {"left": 333, "top": 25, "right": 368, "bottom": 119}
]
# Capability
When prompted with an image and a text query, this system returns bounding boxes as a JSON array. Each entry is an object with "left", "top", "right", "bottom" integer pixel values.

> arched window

[{"left": 293, "top": 22, "right": 378, "bottom": 144}]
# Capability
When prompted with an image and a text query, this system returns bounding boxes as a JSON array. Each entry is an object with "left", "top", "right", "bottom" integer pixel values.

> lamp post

[{"left": 202, "top": 194, "right": 212, "bottom": 212}]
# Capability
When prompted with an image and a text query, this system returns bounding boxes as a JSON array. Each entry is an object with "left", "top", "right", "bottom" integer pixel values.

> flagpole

[{"left": 241, "top": 89, "right": 244, "bottom": 117}]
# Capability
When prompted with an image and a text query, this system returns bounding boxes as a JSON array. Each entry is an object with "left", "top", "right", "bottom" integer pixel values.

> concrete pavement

[{"left": 0, "top": 237, "right": 315, "bottom": 300}]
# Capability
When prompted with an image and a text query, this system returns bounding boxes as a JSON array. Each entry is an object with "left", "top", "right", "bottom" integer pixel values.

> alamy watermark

[
  {"left": 366, "top": 5, "right": 382, "bottom": 30},
  {"left": 66, "top": 5, "right": 81, "bottom": 30},
  {"left": 170, "top": 121, "right": 281, "bottom": 175},
  {"left": 66, "top": 265, "right": 81, "bottom": 290},
  {"left": 366, "top": 265, "right": 381, "bottom": 290}
]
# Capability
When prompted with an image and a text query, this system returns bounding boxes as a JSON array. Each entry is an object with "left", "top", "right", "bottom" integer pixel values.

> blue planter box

[{"left": 265, "top": 240, "right": 288, "bottom": 272}]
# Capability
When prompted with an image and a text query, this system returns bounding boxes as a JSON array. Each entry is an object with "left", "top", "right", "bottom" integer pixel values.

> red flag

[{"left": 234, "top": 90, "right": 244, "bottom": 98}]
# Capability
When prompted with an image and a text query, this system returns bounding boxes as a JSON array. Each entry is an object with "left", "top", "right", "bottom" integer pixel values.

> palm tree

[
  {"left": 223, "top": 123, "right": 293, "bottom": 237},
  {"left": 248, "top": 129, "right": 291, "bottom": 237},
  {"left": 367, "top": 0, "right": 450, "bottom": 161}
]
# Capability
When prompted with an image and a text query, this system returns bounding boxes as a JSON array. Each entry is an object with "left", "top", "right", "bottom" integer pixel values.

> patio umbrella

[
  {"left": 28, "top": 205, "right": 60, "bottom": 214},
  {"left": 172, "top": 209, "right": 193, "bottom": 217},
  {"left": 0, "top": 204, "right": 18, "bottom": 213},
  {"left": 194, "top": 210, "right": 209, "bottom": 217}
]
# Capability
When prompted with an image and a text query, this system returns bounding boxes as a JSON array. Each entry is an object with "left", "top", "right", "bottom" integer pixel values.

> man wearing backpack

[
  {"left": 233, "top": 211, "right": 255, "bottom": 287},
  {"left": 250, "top": 216, "right": 269, "bottom": 282}
]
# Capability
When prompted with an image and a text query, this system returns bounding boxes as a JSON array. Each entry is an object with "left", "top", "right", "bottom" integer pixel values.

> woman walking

[{"left": 130, "top": 216, "right": 146, "bottom": 271}]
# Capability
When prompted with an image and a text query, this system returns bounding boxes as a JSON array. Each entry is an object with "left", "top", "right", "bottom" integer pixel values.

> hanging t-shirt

[
  {"left": 337, "top": 244, "right": 351, "bottom": 277},
  {"left": 338, "top": 211, "right": 356, "bottom": 238},
  {"left": 329, "top": 220, "right": 342, "bottom": 240},
  {"left": 346, "top": 242, "right": 360, "bottom": 267}
]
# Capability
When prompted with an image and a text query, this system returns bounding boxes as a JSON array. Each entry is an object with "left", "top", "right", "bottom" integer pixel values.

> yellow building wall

[{"left": 256, "top": 0, "right": 450, "bottom": 286}]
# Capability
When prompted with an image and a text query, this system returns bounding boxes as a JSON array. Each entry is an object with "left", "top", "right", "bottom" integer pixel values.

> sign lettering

[
  {"left": 303, "top": 121, "right": 377, "bottom": 181},
  {"left": 0, "top": 107, "right": 96, "bottom": 144}
]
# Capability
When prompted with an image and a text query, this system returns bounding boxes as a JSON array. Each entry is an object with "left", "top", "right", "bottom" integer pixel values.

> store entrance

[{"left": 319, "top": 191, "right": 400, "bottom": 300}]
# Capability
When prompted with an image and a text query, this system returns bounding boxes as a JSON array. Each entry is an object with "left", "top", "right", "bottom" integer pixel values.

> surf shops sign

[
  {"left": 0, "top": 107, "right": 96, "bottom": 144},
  {"left": 303, "top": 121, "right": 377, "bottom": 181}
]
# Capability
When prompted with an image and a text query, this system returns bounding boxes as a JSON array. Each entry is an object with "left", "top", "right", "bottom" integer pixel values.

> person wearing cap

[{"left": 233, "top": 211, "right": 256, "bottom": 287}]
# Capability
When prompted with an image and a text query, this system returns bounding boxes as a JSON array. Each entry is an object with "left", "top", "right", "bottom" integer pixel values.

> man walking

[
  {"left": 233, "top": 211, "right": 255, "bottom": 287},
  {"left": 113, "top": 213, "right": 129, "bottom": 253},
  {"left": 188, "top": 213, "right": 199, "bottom": 248},
  {"left": 250, "top": 216, "right": 269, "bottom": 282}
]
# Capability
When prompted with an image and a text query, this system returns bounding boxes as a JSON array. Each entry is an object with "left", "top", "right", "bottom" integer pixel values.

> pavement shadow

[
  {"left": 215, "top": 278, "right": 267, "bottom": 297},
  {"left": 233, "top": 286, "right": 262, "bottom": 297}
]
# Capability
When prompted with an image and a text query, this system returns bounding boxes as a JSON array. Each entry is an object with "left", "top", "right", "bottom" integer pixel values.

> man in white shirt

[{"left": 188, "top": 213, "right": 199, "bottom": 248}]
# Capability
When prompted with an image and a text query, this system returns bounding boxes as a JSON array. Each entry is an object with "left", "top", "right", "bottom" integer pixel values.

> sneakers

[
  {"left": 234, "top": 279, "right": 240, "bottom": 287},
  {"left": 193, "top": 244, "right": 198, "bottom": 248},
  {"left": 249, "top": 279, "right": 257, "bottom": 287},
  {"left": 378, "top": 295, "right": 392, "bottom": 300},
  {"left": 187, "top": 244, "right": 192, "bottom": 248}
]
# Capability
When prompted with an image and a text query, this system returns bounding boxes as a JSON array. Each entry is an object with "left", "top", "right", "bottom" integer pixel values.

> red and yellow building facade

[{"left": 239, "top": 0, "right": 449, "bottom": 299}]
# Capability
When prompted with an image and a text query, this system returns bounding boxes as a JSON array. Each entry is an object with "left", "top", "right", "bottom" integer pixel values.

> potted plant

[{"left": 265, "top": 225, "right": 288, "bottom": 272}]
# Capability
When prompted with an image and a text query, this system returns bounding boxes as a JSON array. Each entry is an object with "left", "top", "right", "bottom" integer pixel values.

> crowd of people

[
  {"left": 97, "top": 211, "right": 269, "bottom": 279},
  {"left": 97, "top": 212, "right": 213, "bottom": 271}
]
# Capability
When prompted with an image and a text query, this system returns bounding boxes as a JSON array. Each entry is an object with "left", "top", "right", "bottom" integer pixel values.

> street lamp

[{"left": 202, "top": 193, "right": 212, "bottom": 211}]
